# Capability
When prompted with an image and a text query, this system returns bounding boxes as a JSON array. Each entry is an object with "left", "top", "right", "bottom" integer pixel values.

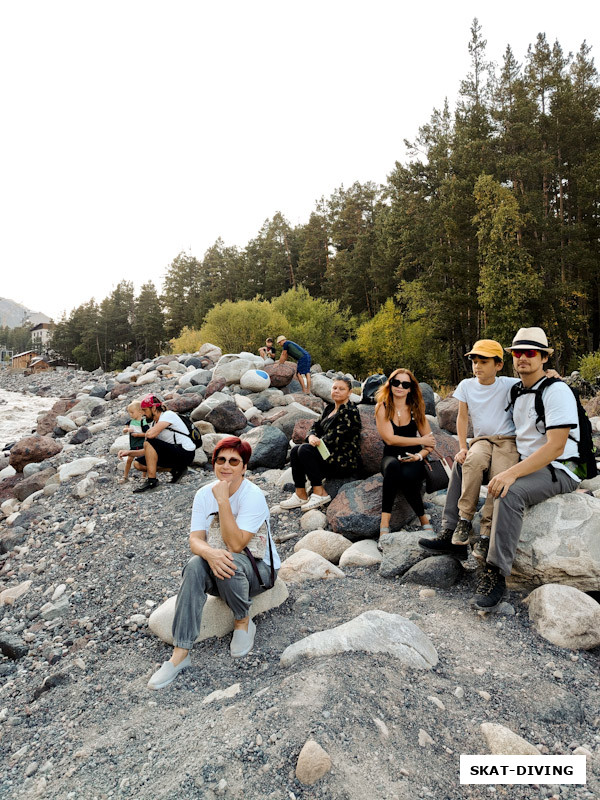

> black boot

[
  {"left": 472, "top": 564, "right": 507, "bottom": 612},
  {"left": 419, "top": 527, "right": 468, "bottom": 559},
  {"left": 133, "top": 477, "right": 159, "bottom": 493}
]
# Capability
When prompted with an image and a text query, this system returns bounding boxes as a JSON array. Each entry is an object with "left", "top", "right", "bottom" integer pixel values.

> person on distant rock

[
  {"left": 132, "top": 394, "right": 196, "bottom": 493},
  {"left": 276, "top": 335, "right": 312, "bottom": 394},
  {"left": 258, "top": 337, "right": 276, "bottom": 360},
  {"left": 424, "top": 327, "right": 580, "bottom": 612},
  {"left": 117, "top": 400, "right": 149, "bottom": 483},
  {"left": 375, "top": 369, "right": 436, "bottom": 541},
  {"left": 280, "top": 377, "right": 362, "bottom": 512},
  {"left": 147, "top": 437, "right": 281, "bottom": 689}
]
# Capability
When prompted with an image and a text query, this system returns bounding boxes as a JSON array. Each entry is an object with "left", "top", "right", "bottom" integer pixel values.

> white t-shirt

[
  {"left": 453, "top": 376, "right": 520, "bottom": 438},
  {"left": 155, "top": 409, "right": 195, "bottom": 451},
  {"left": 513, "top": 378, "right": 580, "bottom": 482},
  {"left": 190, "top": 479, "right": 281, "bottom": 568}
]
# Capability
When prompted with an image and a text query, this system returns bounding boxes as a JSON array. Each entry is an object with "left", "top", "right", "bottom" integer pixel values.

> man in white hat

[{"left": 471, "top": 327, "right": 580, "bottom": 611}]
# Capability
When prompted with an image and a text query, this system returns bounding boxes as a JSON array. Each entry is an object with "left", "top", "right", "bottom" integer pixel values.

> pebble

[
  {"left": 418, "top": 729, "right": 434, "bottom": 746},
  {"left": 427, "top": 696, "right": 445, "bottom": 711},
  {"left": 419, "top": 589, "right": 436, "bottom": 599},
  {"left": 24, "top": 761, "right": 39, "bottom": 777},
  {"left": 454, "top": 687, "right": 465, "bottom": 699},
  {"left": 478, "top": 691, "right": 491, "bottom": 702}
]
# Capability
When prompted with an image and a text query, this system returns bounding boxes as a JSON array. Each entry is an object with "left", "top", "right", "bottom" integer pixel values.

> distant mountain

[{"left": 0, "top": 298, "right": 51, "bottom": 328}]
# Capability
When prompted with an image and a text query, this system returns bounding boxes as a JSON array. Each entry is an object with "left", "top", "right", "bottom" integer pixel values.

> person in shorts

[{"left": 276, "top": 335, "right": 312, "bottom": 394}]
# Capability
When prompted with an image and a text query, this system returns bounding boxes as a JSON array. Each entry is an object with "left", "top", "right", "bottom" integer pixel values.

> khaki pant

[{"left": 458, "top": 435, "right": 519, "bottom": 537}]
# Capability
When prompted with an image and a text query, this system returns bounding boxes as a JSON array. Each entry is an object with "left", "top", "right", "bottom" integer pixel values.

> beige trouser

[{"left": 458, "top": 435, "right": 519, "bottom": 537}]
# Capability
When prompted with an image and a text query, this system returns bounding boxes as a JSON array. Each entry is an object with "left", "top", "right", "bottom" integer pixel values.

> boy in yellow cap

[{"left": 420, "top": 339, "right": 520, "bottom": 561}]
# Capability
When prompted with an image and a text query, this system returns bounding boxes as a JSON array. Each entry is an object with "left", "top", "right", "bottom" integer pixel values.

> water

[{"left": 0, "top": 388, "right": 60, "bottom": 449}]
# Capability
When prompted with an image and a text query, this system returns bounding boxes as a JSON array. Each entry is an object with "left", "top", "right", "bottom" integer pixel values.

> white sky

[{"left": 1, "top": 0, "right": 598, "bottom": 321}]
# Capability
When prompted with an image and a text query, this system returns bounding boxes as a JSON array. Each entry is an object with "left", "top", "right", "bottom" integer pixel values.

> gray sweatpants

[
  {"left": 488, "top": 466, "right": 578, "bottom": 577},
  {"left": 441, "top": 460, "right": 464, "bottom": 532},
  {"left": 172, "top": 552, "right": 277, "bottom": 650}
]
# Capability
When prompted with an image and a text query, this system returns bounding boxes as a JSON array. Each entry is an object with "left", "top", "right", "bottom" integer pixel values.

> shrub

[{"left": 578, "top": 351, "right": 600, "bottom": 384}]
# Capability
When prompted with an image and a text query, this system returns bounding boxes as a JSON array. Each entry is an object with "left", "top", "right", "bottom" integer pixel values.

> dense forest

[{"left": 48, "top": 22, "right": 600, "bottom": 383}]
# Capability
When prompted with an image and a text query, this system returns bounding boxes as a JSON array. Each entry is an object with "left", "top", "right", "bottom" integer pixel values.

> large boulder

[
  {"left": 338, "top": 539, "right": 382, "bottom": 568},
  {"left": 280, "top": 610, "right": 438, "bottom": 669},
  {"left": 357, "top": 405, "right": 383, "bottom": 476},
  {"left": 288, "top": 393, "right": 324, "bottom": 414},
  {"left": 292, "top": 419, "right": 313, "bottom": 444},
  {"left": 435, "top": 396, "right": 474, "bottom": 437},
  {"left": 190, "top": 392, "right": 230, "bottom": 422},
  {"left": 510, "top": 494, "right": 600, "bottom": 591},
  {"left": 428, "top": 421, "right": 461, "bottom": 462},
  {"left": 400, "top": 555, "right": 463, "bottom": 588},
  {"left": 310, "top": 373, "right": 334, "bottom": 403},
  {"left": 326, "top": 475, "right": 415, "bottom": 540},
  {"left": 59, "top": 457, "right": 105, "bottom": 482},
  {"left": 240, "top": 369, "right": 271, "bottom": 392},
  {"left": 13, "top": 468, "right": 57, "bottom": 502},
  {"left": 205, "top": 377, "right": 227, "bottom": 398},
  {"left": 240, "top": 426, "right": 289, "bottom": 469},
  {"left": 9, "top": 436, "right": 62, "bottom": 473},
  {"left": 135, "top": 370, "right": 159, "bottom": 386},
  {"left": 198, "top": 343, "right": 222, "bottom": 363},
  {"left": 378, "top": 531, "right": 430, "bottom": 579},
  {"left": 263, "top": 362, "right": 296, "bottom": 388},
  {"left": 66, "top": 396, "right": 106, "bottom": 419},
  {"left": 165, "top": 395, "right": 203, "bottom": 413},
  {"left": 278, "top": 551, "right": 345, "bottom": 584},
  {"left": 294, "top": 530, "right": 352, "bottom": 564},
  {"left": 419, "top": 383, "right": 436, "bottom": 416},
  {"left": 148, "top": 580, "right": 288, "bottom": 645},
  {"left": 205, "top": 402, "right": 248, "bottom": 434},
  {"left": 526, "top": 583, "right": 600, "bottom": 650},
  {"left": 36, "top": 399, "right": 78, "bottom": 436},
  {"left": 272, "top": 403, "right": 320, "bottom": 440},
  {"left": 110, "top": 383, "right": 137, "bottom": 399},
  {"left": 213, "top": 359, "right": 253, "bottom": 386},
  {"left": 583, "top": 395, "right": 600, "bottom": 417},
  {"left": 0, "top": 475, "right": 24, "bottom": 502}
]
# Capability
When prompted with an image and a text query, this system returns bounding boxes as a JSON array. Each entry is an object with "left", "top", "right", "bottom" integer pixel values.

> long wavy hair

[{"left": 375, "top": 368, "right": 426, "bottom": 428}]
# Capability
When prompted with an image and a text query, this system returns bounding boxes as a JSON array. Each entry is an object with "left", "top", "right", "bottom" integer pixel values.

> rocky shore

[{"left": 1, "top": 351, "right": 599, "bottom": 800}]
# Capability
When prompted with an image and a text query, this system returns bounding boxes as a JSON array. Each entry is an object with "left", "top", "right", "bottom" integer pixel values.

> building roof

[{"left": 12, "top": 350, "right": 37, "bottom": 359}]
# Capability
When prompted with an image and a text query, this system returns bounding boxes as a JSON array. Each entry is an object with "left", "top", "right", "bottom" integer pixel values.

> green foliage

[
  {"left": 110, "top": 351, "right": 135, "bottom": 372},
  {"left": 195, "top": 299, "right": 289, "bottom": 355},
  {"left": 339, "top": 299, "right": 449, "bottom": 382},
  {"left": 578, "top": 351, "right": 600, "bottom": 383},
  {"left": 0, "top": 326, "right": 33, "bottom": 356}
]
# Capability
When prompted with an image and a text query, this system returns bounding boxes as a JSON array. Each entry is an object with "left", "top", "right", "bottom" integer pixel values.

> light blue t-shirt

[{"left": 453, "top": 376, "right": 520, "bottom": 438}]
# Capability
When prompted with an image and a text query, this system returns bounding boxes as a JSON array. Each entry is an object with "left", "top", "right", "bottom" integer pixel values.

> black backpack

[
  {"left": 173, "top": 413, "right": 202, "bottom": 448},
  {"left": 362, "top": 374, "right": 387, "bottom": 405},
  {"left": 506, "top": 377, "right": 598, "bottom": 480}
]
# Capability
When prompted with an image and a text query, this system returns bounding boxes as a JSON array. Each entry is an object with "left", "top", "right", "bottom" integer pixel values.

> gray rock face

[
  {"left": 480, "top": 723, "right": 540, "bottom": 756},
  {"left": 378, "top": 531, "right": 429, "bottom": 578},
  {"left": 280, "top": 609, "right": 438, "bottom": 669},
  {"left": 204, "top": 402, "right": 247, "bottom": 434},
  {"left": 326, "top": 475, "right": 415, "bottom": 541},
  {"left": 272, "top": 403, "right": 320, "bottom": 440},
  {"left": 400, "top": 555, "right": 463, "bottom": 588},
  {"left": 510, "top": 494, "right": 600, "bottom": 591},
  {"left": 526, "top": 583, "right": 600, "bottom": 649},
  {"left": 419, "top": 382, "right": 436, "bottom": 416},
  {"left": 213, "top": 359, "right": 253, "bottom": 386},
  {"left": 70, "top": 427, "right": 92, "bottom": 445},
  {"left": 66, "top": 396, "right": 106, "bottom": 419},
  {"left": 13, "top": 468, "right": 57, "bottom": 502},
  {"left": 190, "top": 392, "right": 230, "bottom": 422},
  {"left": 310, "top": 374, "right": 334, "bottom": 403},
  {"left": 241, "top": 426, "right": 289, "bottom": 469}
]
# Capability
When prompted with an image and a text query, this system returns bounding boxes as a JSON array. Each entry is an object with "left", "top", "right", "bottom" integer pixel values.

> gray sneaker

[
  {"left": 451, "top": 519, "right": 473, "bottom": 545},
  {"left": 230, "top": 618, "right": 256, "bottom": 658},
  {"left": 147, "top": 654, "right": 191, "bottom": 689}
]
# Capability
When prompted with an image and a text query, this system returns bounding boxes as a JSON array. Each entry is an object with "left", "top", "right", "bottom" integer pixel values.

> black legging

[
  {"left": 381, "top": 455, "right": 425, "bottom": 516},
  {"left": 290, "top": 443, "right": 329, "bottom": 489}
]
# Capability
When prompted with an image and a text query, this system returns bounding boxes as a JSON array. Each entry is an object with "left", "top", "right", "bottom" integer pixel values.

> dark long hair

[{"left": 375, "top": 368, "right": 426, "bottom": 428}]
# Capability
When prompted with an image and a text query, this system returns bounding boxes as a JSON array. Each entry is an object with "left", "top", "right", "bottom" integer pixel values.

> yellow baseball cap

[{"left": 464, "top": 340, "right": 504, "bottom": 359}]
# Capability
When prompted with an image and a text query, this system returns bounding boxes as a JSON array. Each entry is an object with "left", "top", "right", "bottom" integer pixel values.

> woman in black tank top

[{"left": 374, "top": 369, "right": 436, "bottom": 539}]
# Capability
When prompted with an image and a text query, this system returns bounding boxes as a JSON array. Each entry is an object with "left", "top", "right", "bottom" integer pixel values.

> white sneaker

[
  {"left": 280, "top": 493, "right": 308, "bottom": 509},
  {"left": 302, "top": 493, "right": 332, "bottom": 511},
  {"left": 147, "top": 654, "right": 191, "bottom": 689}
]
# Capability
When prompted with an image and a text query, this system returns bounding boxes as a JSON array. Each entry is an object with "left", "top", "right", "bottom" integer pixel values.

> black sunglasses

[{"left": 390, "top": 378, "right": 412, "bottom": 389}]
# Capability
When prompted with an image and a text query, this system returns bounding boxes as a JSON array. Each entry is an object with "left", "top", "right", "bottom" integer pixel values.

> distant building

[
  {"left": 31, "top": 322, "right": 53, "bottom": 350},
  {"left": 11, "top": 350, "right": 38, "bottom": 369}
]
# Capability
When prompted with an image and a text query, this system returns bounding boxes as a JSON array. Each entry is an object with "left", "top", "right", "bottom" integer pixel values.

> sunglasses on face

[
  {"left": 215, "top": 456, "right": 243, "bottom": 466},
  {"left": 512, "top": 349, "right": 540, "bottom": 358},
  {"left": 389, "top": 378, "right": 412, "bottom": 389}
]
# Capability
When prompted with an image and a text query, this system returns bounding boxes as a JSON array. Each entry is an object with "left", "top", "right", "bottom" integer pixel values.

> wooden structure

[{"left": 11, "top": 350, "right": 37, "bottom": 369}]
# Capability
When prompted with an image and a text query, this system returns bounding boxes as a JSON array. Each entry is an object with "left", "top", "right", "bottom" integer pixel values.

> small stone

[
  {"left": 24, "top": 761, "right": 39, "bottom": 777},
  {"left": 373, "top": 717, "right": 389, "bottom": 737},
  {"left": 572, "top": 746, "right": 592, "bottom": 757},
  {"left": 256, "top": 734, "right": 263, "bottom": 746},
  {"left": 553, "top": 671, "right": 563, "bottom": 680},
  {"left": 419, "top": 589, "right": 436, "bottom": 598},
  {"left": 478, "top": 691, "right": 492, "bottom": 702},
  {"left": 427, "top": 696, "right": 446, "bottom": 710},
  {"left": 203, "top": 683, "right": 241, "bottom": 705},
  {"left": 216, "top": 778, "right": 228, "bottom": 796},
  {"left": 295, "top": 739, "right": 332, "bottom": 785},
  {"left": 418, "top": 729, "right": 434, "bottom": 746},
  {"left": 454, "top": 687, "right": 464, "bottom": 699}
]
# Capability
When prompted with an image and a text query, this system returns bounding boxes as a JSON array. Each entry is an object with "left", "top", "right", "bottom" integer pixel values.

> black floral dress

[{"left": 307, "top": 402, "right": 362, "bottom": 474}]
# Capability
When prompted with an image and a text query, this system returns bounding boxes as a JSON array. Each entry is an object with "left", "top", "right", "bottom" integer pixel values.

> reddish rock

[
  {"left": 429, "top": 422, "right": 460, "bottom": 463},
  {"left": 14, "top": 468, "right": 57, "bottom": 502},
  {"left": 584, "top": 395, "right": 600, "bottom": 417},
  {"left": 165, "top": 395, "right": 203, "bottom": 413},
  {"left": 292, "top": 419, "right": 313, "bottom": 444},
  {"left": 289, "top": 393, "right": 325, "bottom": 414},
  {"left": 36, "top": 398, "right": 78, "bottom": 436},
  {"left": 9, "top": 436, "right": 63, "bottom": 473},
  {"left": 358, "top": 406, "right": 384, "bottom": 477},
  {"left": 205, "top": 377, "right": 226, "bottom": 398},
  {"left": 436, "top": 396, "right": 473, "bottom": 437},
  {"left": 264, "top": 363, "right": 296, "bottom": 388},
  {"left": 110, "top": 383, "right": 137, "bottom": 399},
  {"left": 326, "top": 475, "right": 414, "bottom": 541},
  {"left": 0, "top": 475, "right": 24, "bottom": 502}
]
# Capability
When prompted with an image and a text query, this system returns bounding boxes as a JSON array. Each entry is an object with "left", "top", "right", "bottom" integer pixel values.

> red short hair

[{"left": 212, "top": 436, "right": 252, "bottom": 466}]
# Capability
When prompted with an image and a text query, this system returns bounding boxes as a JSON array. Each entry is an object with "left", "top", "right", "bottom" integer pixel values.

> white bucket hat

[{"left": 505, "top": 327, "right": 554, "bottom": 355}]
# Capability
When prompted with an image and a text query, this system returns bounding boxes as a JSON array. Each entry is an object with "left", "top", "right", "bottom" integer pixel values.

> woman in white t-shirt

[{"left": 132, "top": 394, "right": 196, "bottom": 493}]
